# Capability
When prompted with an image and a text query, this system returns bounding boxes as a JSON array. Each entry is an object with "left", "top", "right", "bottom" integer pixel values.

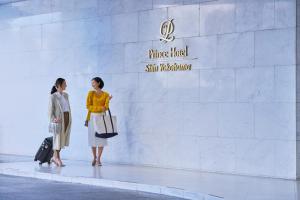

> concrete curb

[{"left": 0, "top": 167, "right": 222, "bottom": 200}]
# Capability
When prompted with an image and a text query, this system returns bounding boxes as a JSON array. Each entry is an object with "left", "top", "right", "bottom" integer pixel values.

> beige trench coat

[{"left": 48, "top": 92, "right": 72, "bottom": 150}]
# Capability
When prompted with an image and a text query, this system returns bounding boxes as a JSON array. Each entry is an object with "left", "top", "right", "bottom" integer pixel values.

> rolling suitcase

[{"left": 34, "top": 137, "right": 53, "bottom": 165}]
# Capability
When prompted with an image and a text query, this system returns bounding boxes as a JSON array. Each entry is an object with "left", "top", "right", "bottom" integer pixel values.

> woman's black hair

[
  {"left": 92, "top": 77, "right": 104, "bottom": 89},
  {"left": 51, "top": 78, "right": 66, "bottom": 94}
]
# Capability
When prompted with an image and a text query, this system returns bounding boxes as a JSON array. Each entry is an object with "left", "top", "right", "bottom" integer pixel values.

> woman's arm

[
  {"left": 48, "top": 95, "right": 55, "bottom": 122},
  {"left": 86, "top": 92, "right": 92, "bottom": 122},
  {"left": 104, "top": 94, "right": 110, "bottom": 111}
]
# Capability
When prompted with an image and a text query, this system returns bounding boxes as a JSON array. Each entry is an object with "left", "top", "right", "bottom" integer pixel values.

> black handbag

[{"left": 95, "top": 109, "right": 118, "bottom": 138}]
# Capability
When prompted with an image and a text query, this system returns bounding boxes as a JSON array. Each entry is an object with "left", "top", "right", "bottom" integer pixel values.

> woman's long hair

[{"left": 51, "top": 78, "right": 65, "bottom": 94}]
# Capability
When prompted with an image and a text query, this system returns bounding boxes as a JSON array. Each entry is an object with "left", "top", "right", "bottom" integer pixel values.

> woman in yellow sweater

[{"left": 85, "top": 77, "right": 111, "bottom": 166}]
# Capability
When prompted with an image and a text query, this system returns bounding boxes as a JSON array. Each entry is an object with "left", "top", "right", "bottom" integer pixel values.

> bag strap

[
  {"left": 102, "top": 115, "right": 108, "bottom": 133},
  {"left": 107, "top": 108, "right": 115, "bottom": 133}
]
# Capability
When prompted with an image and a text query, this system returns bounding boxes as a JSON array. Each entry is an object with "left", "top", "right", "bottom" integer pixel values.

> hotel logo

[
  {"left": 145, "top": 18, "right": 192, "bottom": 73},
  {"left": 160, "top": 19, "right": 175, "bottom": 43}
]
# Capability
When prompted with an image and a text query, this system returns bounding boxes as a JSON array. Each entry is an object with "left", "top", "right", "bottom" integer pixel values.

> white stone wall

[
  {"left": 0, "top": 0, "right": 296, "bottom": 179},
  {"left": 296, "top": 0, "right": 300, "bottom": 178}
]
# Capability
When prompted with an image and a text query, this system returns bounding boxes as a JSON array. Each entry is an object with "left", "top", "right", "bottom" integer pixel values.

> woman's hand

[
  {"left": 84, "top": 120, "right": 88, "bottom": 127},
  {"left": 109, "top": 95, "right": 113, "bottom": 100},
  {"left": 53, "top": 118, "right": 61, "bottom": 123}
]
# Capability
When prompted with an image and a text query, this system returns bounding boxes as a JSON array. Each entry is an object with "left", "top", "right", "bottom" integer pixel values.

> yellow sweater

[{"left": 86, "top": 90, "right": 110, "bottom": 121}]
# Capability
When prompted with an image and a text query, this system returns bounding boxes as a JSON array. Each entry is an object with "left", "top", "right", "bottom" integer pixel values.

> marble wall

[
  {"left": 296, "top": 0, "right": 300, "bottom": 178},
  {"left": 0, "top": 0, "right": 297, "bottom": 179}
]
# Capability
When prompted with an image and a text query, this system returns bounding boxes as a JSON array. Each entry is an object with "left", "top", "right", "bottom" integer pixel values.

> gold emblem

[{"left": 160, "top": 19, "right": 175, "bottom": 43}]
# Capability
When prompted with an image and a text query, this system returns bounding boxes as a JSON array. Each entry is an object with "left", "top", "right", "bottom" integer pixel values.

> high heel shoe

[
  {"left": 97, "top": 158, "right": 102, "bottom": 166},
  {"left": 58, "top": 159, "right": 65, "bottom": 167},
  {"left": 51, "top": 157, "right": 60, "bottom": 167},
  {"left": 92, "top": 159, "right": 97, "bottom": 166}
]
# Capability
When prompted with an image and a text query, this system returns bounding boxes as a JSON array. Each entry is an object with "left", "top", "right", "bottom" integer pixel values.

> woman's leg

[
  {"left": 97, "top": 147, "right": 104, "bottom": 165},
  {"left": 53, "top": 150, "right": 57, "bottom": 158},
  {"left": 57, "top": 150, "right": 63, "bottom": 166},
  {"left": 58, "top": 112, "right": 69, "bottom": 167},
  {"left": 56, "top": 150, "right": 61, "bottom": 158},
  {"left": 92, "top": 147, "right": 97, "bottom": 166},
  {"left": 52, "top": 150, "right": 61, "bottom": 166}
]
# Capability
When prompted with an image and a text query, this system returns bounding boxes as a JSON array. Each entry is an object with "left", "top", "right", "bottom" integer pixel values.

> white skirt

[{"left": 88, "top": 113, "right": 108, "bottom": 147}]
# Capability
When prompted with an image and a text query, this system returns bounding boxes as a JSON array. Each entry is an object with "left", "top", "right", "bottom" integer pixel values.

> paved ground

[
  {"left": 0, "top": 175, "right": 186, "bottom": 200},
  {"left": 0, "top": 154, "right": 32, "bottom": 163}
]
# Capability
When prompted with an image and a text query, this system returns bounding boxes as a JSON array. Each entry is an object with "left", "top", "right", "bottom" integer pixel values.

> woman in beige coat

[{"left": 48, "top": 78, "right": 72, "bottom": 167}]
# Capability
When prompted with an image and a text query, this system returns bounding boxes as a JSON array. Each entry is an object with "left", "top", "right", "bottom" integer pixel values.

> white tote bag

[
  {"left": 49, "top": 122, "right": 62, "bottom": 135},
  {"left": 94, "top": 109, "right": 118, "bottom": 138}
]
